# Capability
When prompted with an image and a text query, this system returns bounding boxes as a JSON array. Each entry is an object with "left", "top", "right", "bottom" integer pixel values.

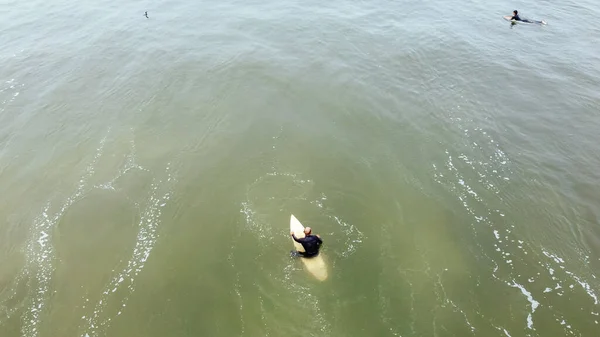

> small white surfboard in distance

[{"left": 290, "top": 214, "right": 328, "bottom": 281}]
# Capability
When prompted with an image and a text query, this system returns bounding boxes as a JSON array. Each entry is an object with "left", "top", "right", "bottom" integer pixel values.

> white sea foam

[
  {"left": 19, "top": 132, "right": 109, "bottom": 337},
  {"left": 510, "top": 281, "right": 539, "bottom": 330},
  {"left": 80, "top": 164, "right": 173, "bottom": 337}
]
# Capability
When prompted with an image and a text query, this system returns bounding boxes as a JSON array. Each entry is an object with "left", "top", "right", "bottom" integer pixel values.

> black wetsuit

[
  {"left": 511, "top": 14, "right": 539, "bottom": 23},
  {"left": 292, "top": 234, "right": 323, "bottom": 258}
]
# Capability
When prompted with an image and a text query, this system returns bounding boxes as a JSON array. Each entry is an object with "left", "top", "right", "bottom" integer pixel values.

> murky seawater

[{"left": 1, "top": 0, "right": 600, "bottom": 336}]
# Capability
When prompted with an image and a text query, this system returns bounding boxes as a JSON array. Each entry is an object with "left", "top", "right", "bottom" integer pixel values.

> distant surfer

[
  {"left": 144, "top": 11, "right": 149, "bottom": 18},
  {"left": 290, "top": 227, "right": 322, "bottom": 258},
  {"left": 504, "top": 10, "right": 546, "bottom": 24}
]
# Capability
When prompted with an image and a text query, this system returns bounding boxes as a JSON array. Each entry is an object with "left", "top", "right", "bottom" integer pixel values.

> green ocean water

[{"left": 1, "top": 0, "right": 600, "bottom": 336}]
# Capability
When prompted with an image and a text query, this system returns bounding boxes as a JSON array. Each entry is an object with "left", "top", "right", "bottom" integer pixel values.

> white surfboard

[
  {"left": 503, "top": 16, "right": 546, "bottom": 25},
  {"left": 290, "top": 214, "right": 328, "bottom": 281}
]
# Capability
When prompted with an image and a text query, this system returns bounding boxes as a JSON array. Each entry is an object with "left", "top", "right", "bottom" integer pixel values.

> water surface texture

[{"left": 1, "top": 0, "right": 600, "bottom": 336}]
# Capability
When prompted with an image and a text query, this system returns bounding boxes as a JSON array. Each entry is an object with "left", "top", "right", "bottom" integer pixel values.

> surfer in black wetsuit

[
  {"left": 510, "top": 10, "right": 524, "bottom": 21},
  {"left": 505, "top": 10, "right": 546, "bottom": 25},
  {"left": 291, "top": 227, "right": 323, "bottom": 258}
]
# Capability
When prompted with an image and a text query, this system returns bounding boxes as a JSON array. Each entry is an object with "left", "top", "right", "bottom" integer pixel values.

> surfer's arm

[{"left": 291, "top": 233, "right": 302, "bottom": 243}]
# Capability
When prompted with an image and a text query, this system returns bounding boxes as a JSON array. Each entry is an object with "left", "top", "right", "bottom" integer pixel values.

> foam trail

[
  {"left": 20, "top": 132, "right": 109, "bottom": 337},
  {"left": 573, "top": 275, "right": 598, "bottom": 305},
  {"left": 308, "top": 191, "right": 364, "bottom": 258},
  {"left": 80, "top": 164, "right": 173, "bottom": 337},
  {"left": 240, "top": 201, "right": 272, "bottom": 241},
  {"left": 282, "top": 265, "right": 331, "bottom": 335},
  {"left": 233, "top": 271, "right": 245, "bottom": 337},
  {"left": 510, "top": 281, "right": 539, "bottom": 330},
  {"left": 331, "top": 215, "right": 364, "bottom": 258},
  {"left": 94, "top": 128, "right": 149, "bottom": 192}
]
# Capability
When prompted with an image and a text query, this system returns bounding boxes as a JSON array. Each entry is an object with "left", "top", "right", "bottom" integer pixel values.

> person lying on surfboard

[
  {"left": 504, "top": 10, "right": 547, "bottom": 25},
  {"left": 290, "top": 227, "right": 322, "bottom": 258}
]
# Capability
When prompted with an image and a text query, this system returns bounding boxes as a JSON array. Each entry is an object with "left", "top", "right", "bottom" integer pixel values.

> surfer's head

[
  {"left": 304, "top": 227, "right": 312, "bottom": 235},
  {"left": 513, "top": 10, "right": 518, "bottom": 15}
]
